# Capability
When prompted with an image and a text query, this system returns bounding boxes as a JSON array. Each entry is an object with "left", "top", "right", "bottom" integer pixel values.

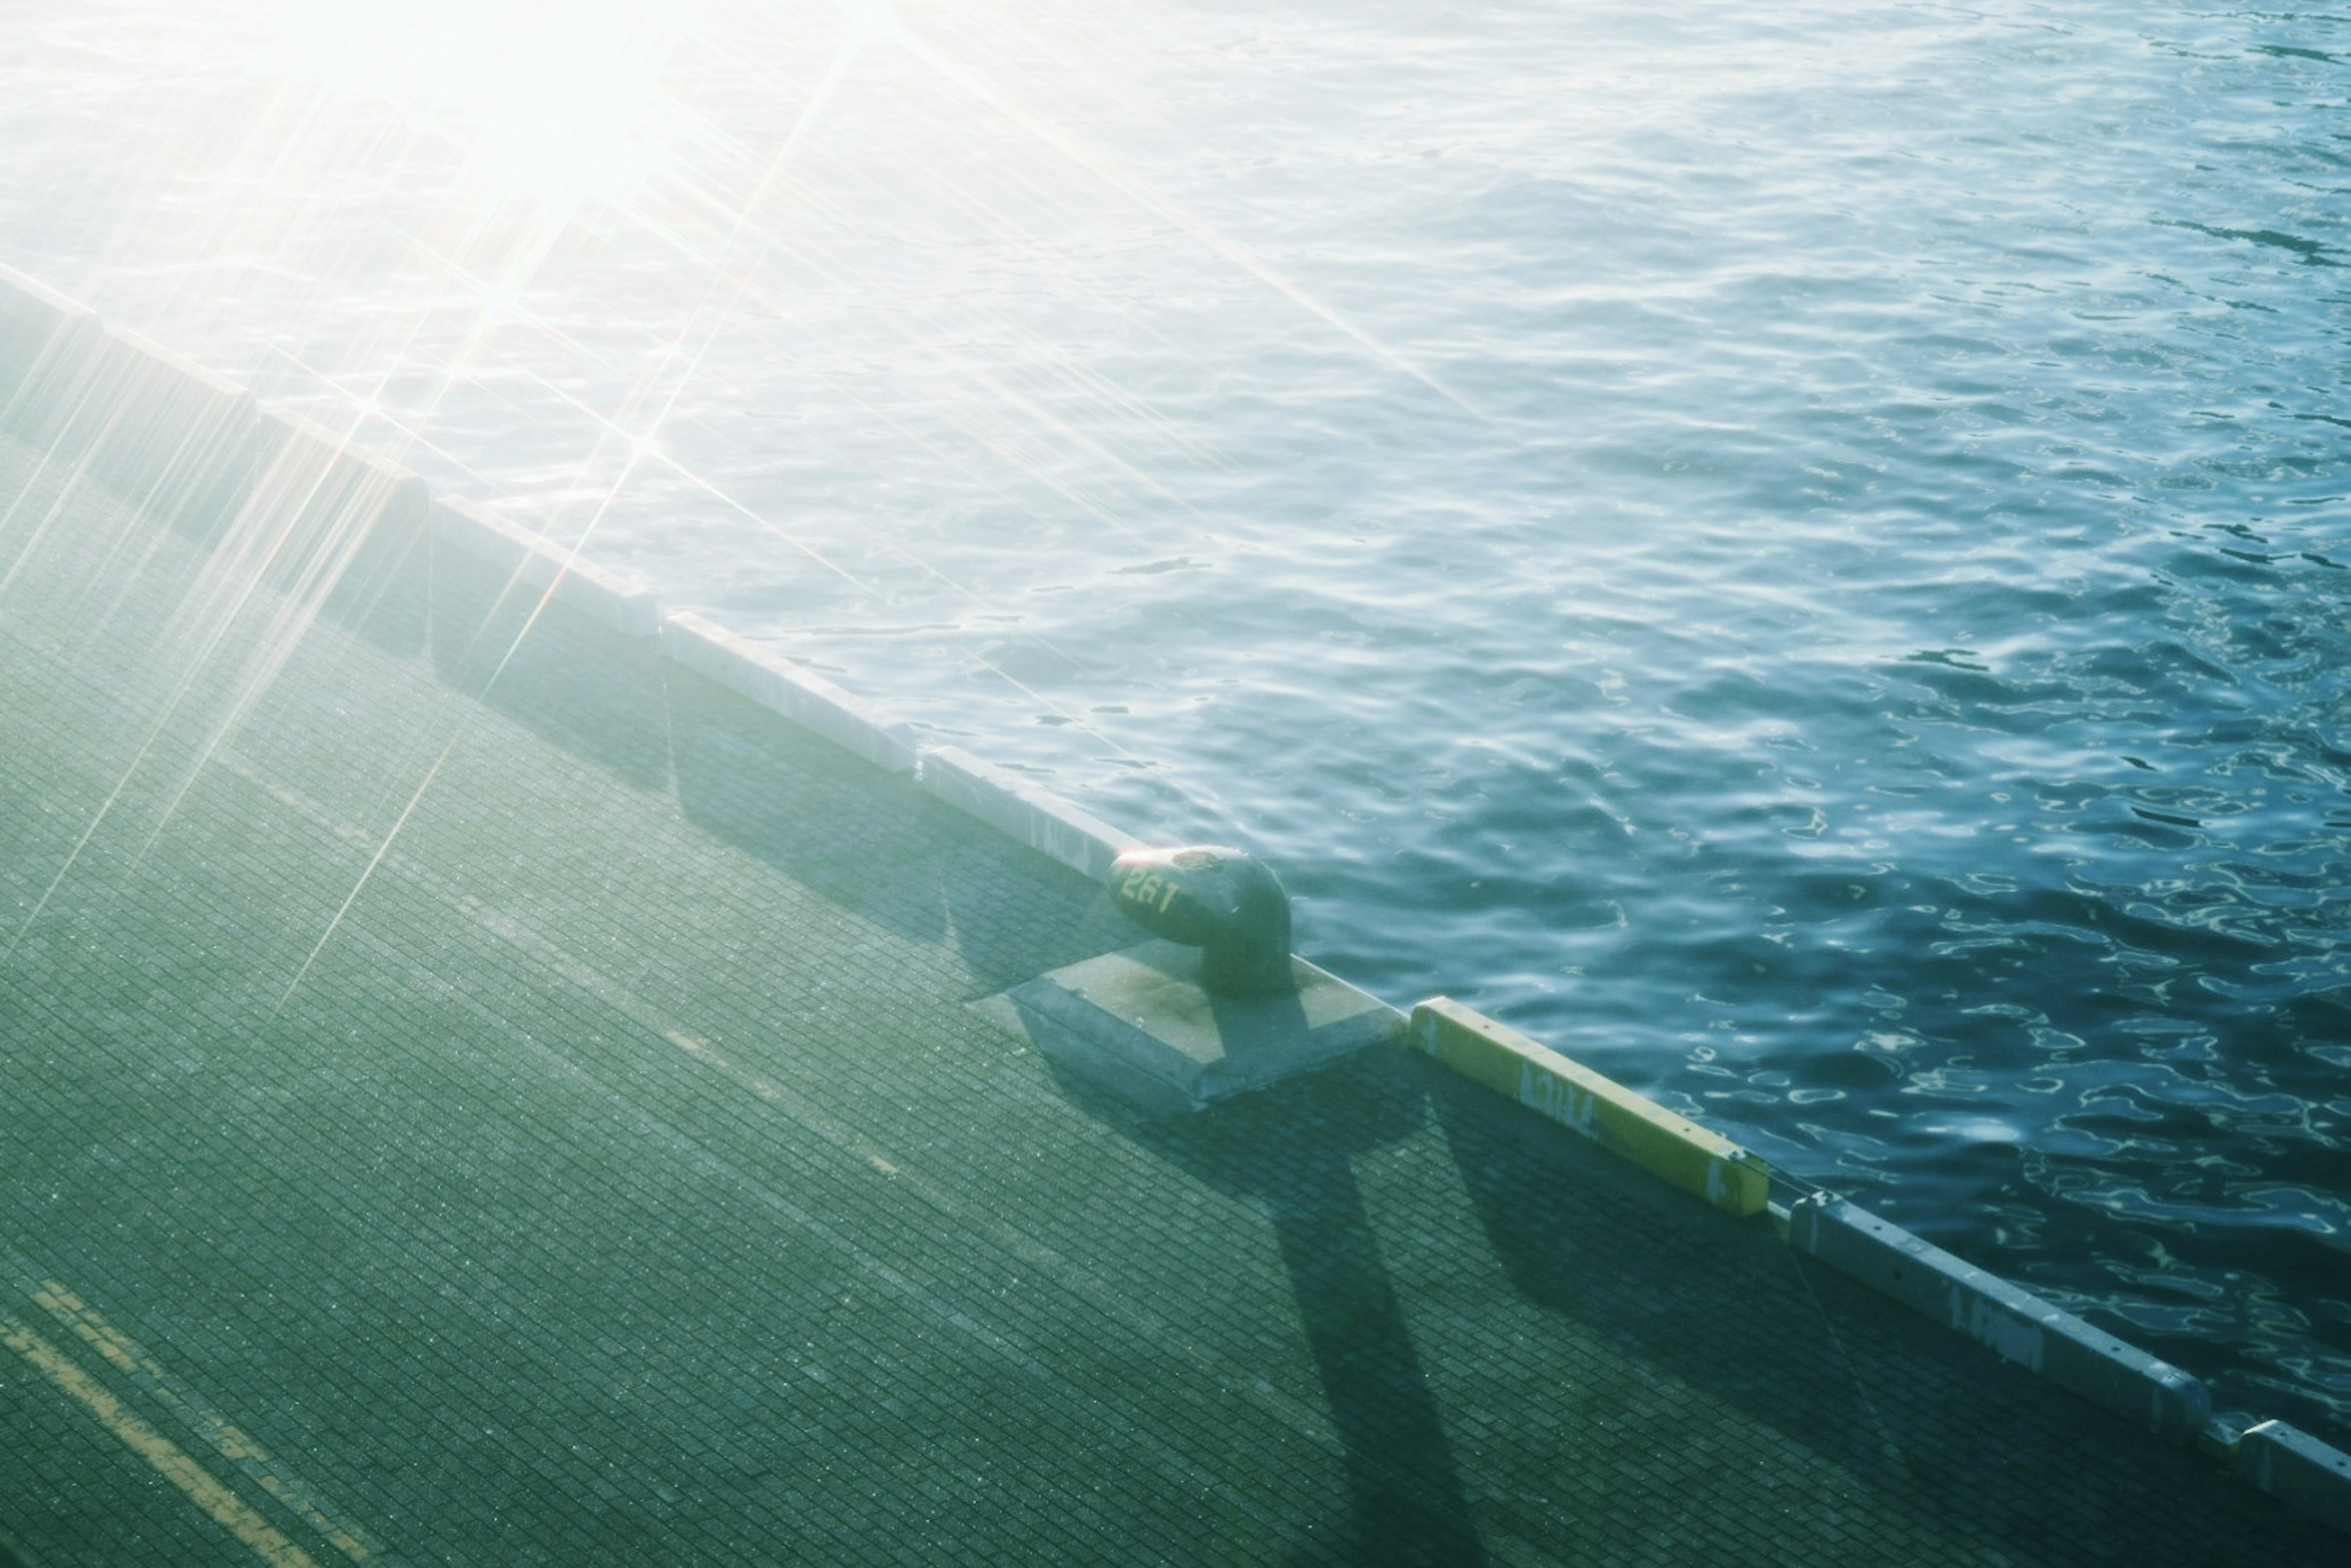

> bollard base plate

[{"left": 977, "top": 940, "right": 1405, "bottom": 1114}]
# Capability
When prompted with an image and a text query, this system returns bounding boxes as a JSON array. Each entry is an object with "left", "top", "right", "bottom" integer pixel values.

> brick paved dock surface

[{"left": 0, "top": 426, "right": 2333, "bottom": 1564}]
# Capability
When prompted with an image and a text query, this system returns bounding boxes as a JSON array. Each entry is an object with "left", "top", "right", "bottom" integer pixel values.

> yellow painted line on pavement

[
  {"left": 30, "top": 1280, "right": 381, "bottom": 1563},
  {"left": 0, "top": 1308, "right": 320, "bottom": 1568}
]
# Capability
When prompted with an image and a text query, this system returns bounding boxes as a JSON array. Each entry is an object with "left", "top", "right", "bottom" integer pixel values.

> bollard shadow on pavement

[{"left": 1065, "top": 1047, "right": 1490, "bottom": 1568}]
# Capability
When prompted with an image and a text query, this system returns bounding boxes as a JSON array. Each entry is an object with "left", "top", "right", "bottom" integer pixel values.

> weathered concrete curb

[
  {"left": 0, "top": 272, "right": 259, "bottom": 528},
  {"left": 917, "top": 745, "right": 1142, "bottom": 883},
  {"left": 433, "top": 497, "right": 661, "bottom": 639},
  {"left": 71, "top": 326, "right": 260, "bottom": 516},
  {"left": 227, "top": 408, "right": 429, "bottom": 617},
  {"left": 662, "top": 610, "right": 920, "bottom": 773},
  {"left": 0, "top": 261, "right": 101, "bottom": 438},
  {"left": 1410, "top": 996, "right": 1768, "bottom": 1217},
  {"left": 2233, "top": 1420, "right": 2351, "bottom": 1534},
  {"left": 1787, "top": 1192, "right": 2211, "bottom": 1443}
]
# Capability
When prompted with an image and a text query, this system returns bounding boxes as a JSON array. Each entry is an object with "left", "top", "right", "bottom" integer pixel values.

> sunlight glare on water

[
  {"left": 2, "top": 0, "right": 2348, "bottom": 1440},
  {"left": 287, "top": 1, "right": 684, "bottom": 208}
]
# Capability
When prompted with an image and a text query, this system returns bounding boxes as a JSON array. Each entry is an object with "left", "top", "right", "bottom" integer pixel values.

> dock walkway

[{"left": 0, "top": 422, "right": 2334, "bottom": 1564}]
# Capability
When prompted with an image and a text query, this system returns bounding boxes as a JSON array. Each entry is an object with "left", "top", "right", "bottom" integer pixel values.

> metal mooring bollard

[{"left": 1109, "top": 845, "right": 1295, "bottom": 997}]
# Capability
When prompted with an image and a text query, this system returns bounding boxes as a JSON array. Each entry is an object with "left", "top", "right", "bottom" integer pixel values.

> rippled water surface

[{"left": 4, "top": 0, "right": 2348, "bottom": 1436}]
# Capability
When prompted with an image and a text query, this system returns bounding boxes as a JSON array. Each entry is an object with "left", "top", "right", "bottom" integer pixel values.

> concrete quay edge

[
  {"left": 917, "top": 745, "right": 1140, "bottom": 883},
  {"left": 661, "top": 609, "right": 921, "bottom": 774},
  {"left": 1788, "top": 1191, "right": 2211, "bottom": 1442},
  {"left": 2234, "top": 1421, "right": 2351, "bottom": 1535},
  {"left": 1, "top": 255, "right": 2344, "bottom": 1540},
  {"left": 433, "top": 495, "right": 663, "bottom": 639}
]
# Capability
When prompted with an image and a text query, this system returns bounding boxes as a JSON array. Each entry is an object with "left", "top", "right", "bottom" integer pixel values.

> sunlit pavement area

[{"left": 0, "top": 427, "right": 2336, "bottom": 1566}]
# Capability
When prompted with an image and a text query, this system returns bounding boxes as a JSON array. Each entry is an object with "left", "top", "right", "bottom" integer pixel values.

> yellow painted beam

[{"left": 1410, "top": 996, "right": 1768, "bottom": 1217}]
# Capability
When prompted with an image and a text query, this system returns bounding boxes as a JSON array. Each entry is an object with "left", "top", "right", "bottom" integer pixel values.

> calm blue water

[{"left": 4, "top": 0, "right": 2347, "bottom": 1436}]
